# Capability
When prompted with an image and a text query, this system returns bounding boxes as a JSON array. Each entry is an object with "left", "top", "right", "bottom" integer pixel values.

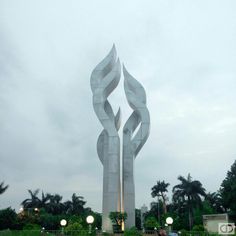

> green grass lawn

[{"left": 0, "top": 230, "right": 56, "bottom": 236}]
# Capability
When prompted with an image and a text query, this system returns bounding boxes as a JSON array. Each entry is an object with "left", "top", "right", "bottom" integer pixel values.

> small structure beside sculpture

[{"left": 90, "top": 45, "right": 150, "bottom": 232}]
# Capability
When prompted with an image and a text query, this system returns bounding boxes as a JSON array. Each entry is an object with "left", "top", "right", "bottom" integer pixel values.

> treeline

[
  {"left": 141, "top": 160, "right": 236, "bottom": 231},
  {"left": 0, "top": 189, "right": 101, "bottom": 231},
  {"left": 0, "top": 160, "right": 235, "bottom": 232}
]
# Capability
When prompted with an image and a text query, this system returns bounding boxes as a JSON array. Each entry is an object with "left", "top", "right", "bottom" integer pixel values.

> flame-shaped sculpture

[
  {"left": 90, "top": 45, "right": 121, "bottom": 232},
  {"left": 122, "top": 65, "right": 150, "bottom": 228},
  {"left": 97, "top": 107, "right": 121, "bottom": 164},
  {"left": 91, "top": 46, "right": 150, "bottom": 232}
]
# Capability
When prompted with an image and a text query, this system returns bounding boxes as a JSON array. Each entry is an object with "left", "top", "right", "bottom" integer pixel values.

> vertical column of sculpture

[
  {"left": 91, "top": 46, "right": 151, "bottom": 231},
  {"left": 122, "top": 65, "right": 150, "bottom": 229},
  {"left": 90, "top": 46, "right": 121, "bottom": 232}
]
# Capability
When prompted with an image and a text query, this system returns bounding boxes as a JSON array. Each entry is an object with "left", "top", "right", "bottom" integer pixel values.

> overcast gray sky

[{"left": 0, "top": 0, "right": 236, "bottom": 212}]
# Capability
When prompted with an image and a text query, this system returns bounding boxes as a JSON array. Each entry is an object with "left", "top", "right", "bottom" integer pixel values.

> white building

[{"left": 203, "top": 214, "right": 229, "bottom": 233}]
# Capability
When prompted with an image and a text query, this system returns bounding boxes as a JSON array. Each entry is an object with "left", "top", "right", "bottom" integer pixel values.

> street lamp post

[
  {"left": 86, "top": 215, "right": 94, "bottom": 234},
  {"left": 154, "top": 227, "right": 157, "bottom": 235},
  {"left": 60, "top": 219, "right": 67, "bottom": 235},
  {"left": 34, "top": 208, "right": 39, "bottom": 216},
  {"left": 157, "top": 195, "right": 161, "bottom": 224},
  {"left": 166, "top": 217, "right": 173, "bottom": 234}
]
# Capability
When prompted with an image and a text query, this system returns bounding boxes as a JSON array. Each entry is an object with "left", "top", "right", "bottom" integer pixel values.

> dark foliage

[{"left": 220, "top": 160, "right": 236, "bottom": 213}]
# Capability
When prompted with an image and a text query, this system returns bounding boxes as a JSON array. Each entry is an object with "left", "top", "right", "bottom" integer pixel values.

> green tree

[
  {"left": 0, "top": 208, "right": 17, "bottom": 230},
  {"left": 0, "top": 182, "right": 9, "bottom": 195},
  {"left": 151, "top": 180, "right": 170, "bottom": 215},
  {"left": 192, "top": 200, "right": 215, "bottom": 226},
  {"left": 146, "top": 201, "right": 164, "bottom": 224},
  {"left": 205, "top": 192, "right": 224, "bottom": 213},
  {"left": 220, "top": 160, "right": 236, "bottom": 214},
  {"left": 40, "top": 192, "right": 51, "bottom": 208},
  {"left": 151, "top": 180, "right": 170, "bottom": 222},
  {"left": 21, "top": 189, "right": 41, "bottom": 209},
  {"left": 92, "top": 212, "right": 102, "bottom": 230},
  {"left": 144, "top": 216, "right": 159, "bottom": 230},
  {"left": 172, "top": 174, "right": 206, "bottom": 230},
  {"left": 167, "top": 201, "right": 189, "bottom": 230},
  {"left": 64, "top": 193, "right": 86, "bottom": 215},
  {"left": 38, "top": 211, "right": 63, "bottom": 230},
  {"left": 46, "top": 194, "right": 64, "bottom": 215},
  {"left": 109, "top": 211, "right": 127, "bottom": 231},
  {"left": 21, "top": 189, "right": 51, "bottom": 211},
  {"left": 135, "top": 209, "right": 141, "bottom": 230}
]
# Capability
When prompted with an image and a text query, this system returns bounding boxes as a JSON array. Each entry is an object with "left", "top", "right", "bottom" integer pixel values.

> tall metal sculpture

[
  {"left": 122, "top": 66, "right": 150, "bottom": 228},
  {"left": 90, "top": 45, "right": 150, "bottom": 232},
  {"left": 90, "top": 45, "right": 121, "bottom": 232}
]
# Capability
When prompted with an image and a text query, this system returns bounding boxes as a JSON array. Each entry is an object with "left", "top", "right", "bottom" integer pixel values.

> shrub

[
  {"left": 38, "top": 213, "right": 62, "bottom": 230},
  {"left": 192, "top": 225, "right": 205, "bottom": 231},
  {"left": 179, "top": 229, "right": 188, "bottom": 236},
  {"left": 65, "top": 222, "right": 83, "bottom": 235},
  {"left": 144, "top": 216, "right": 160, "bottom": 230},
  {"left": 109, "top": 211, "right": 127, "bottom": 227},
  {"left": 124, "top": 227, "right": 142, "bottom": 236},
  {"left": 64, "top": 222, "right": 96, "bottom": 236},
  {"left": 23, "top": 223, "right": 41, "bottom": 230}
]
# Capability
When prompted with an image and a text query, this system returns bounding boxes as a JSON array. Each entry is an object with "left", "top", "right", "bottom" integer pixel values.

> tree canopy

[
  {"left": 0, "top": 182, "right": 9, "bottom": 195},
  {"left": 151, "top": 180, "right": 170, "bottom": 214},
  {"left": 172, "top": 174, "right": 206, "bottom": 230},
  {"left": 220, "top": 160, "right": 236, "bottom": 214}
]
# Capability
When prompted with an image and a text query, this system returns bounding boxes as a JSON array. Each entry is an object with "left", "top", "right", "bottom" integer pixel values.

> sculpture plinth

[{"left": 90, "top": 45, "right": 150, "bottom": 232}]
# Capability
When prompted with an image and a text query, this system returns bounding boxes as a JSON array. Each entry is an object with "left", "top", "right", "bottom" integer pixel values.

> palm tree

[
  {"left": 172, "top": 174, "right": 206, "bottom": 230},
  {"left": 46, "top": 194, "right": 64, "bottom": 214},
  {"left": 40, "top": 191, "right": 51, "bottom": 208},
  {"left": 21, "top": 189, "right": 41, "bottom": 209},
  {"left": 151, "top": 180, "right": 170, "bottom": 215},
  {"left": 21, "top": 189, "right": 51, "bottom": 211},
  {"left": 0, "top": 182, "right": 9, "bottom": 195},
  {"left": 64, "top": 193, "right": 86, "bottom": 215}
]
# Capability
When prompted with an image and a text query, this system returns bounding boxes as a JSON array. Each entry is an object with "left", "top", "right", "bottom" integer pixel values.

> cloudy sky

[{"left": 0, "top": 0, "right": 236, "bottom": 213}]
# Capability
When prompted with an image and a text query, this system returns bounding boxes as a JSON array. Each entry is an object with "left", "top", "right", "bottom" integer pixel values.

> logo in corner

[{"left": 218, "top": 223, "right": 235, "bottom": 235}]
